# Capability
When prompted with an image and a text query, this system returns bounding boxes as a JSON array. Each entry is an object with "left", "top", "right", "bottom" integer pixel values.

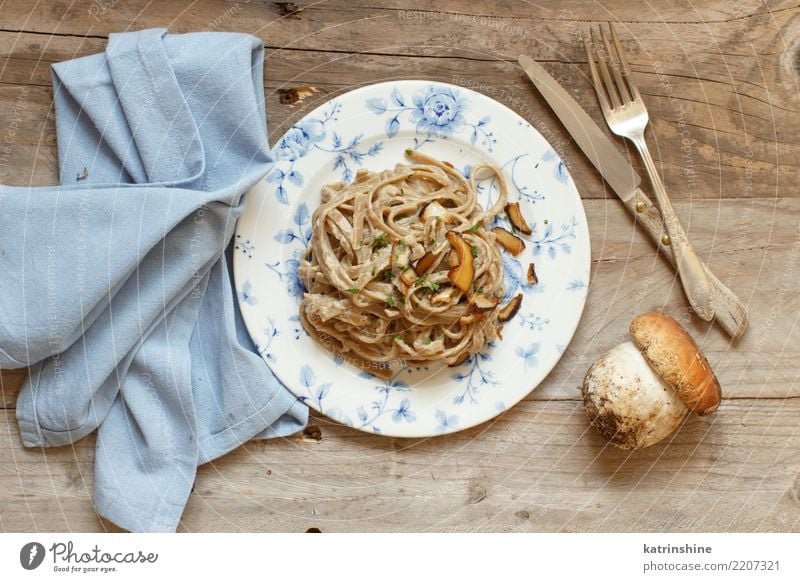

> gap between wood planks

[
  {"left": 1, "top": 381, "right": 798, "bottom": 410},
  {"left": 0, "top": 26, "right": 551, "bottom": 63},
  {"left": 0, "top": 24, "right": 782, "bottom": 65}
]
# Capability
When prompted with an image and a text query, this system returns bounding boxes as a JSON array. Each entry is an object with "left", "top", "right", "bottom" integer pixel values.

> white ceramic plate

[{"left": 234, "top": 80, "right": 590, "bottom": 437}]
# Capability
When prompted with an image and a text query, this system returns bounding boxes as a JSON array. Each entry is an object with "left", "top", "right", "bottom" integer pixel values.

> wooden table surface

[{"left": 2, "top": 0, "right": 800, "bottom": 533}]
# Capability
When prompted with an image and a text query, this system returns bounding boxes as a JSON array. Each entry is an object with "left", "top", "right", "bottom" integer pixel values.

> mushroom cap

[
  {"left": 630, "top": 311, "right": 721, "bottom": 416},
  {"left": 582, "top": 341, "right": 689, "bottom": 450}
]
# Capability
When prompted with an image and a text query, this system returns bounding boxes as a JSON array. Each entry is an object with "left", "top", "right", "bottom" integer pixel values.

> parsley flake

[{"left": 371, "top": 233, "right": 389, "bottom": 251}]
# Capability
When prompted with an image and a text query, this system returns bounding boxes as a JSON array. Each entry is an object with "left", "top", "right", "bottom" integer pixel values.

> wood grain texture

[
  {"left": 2, "top": 398, "right": 800, "bottom": 533},
  {"left": 3, "top": 197, "right": 798, "bottom": 405},
  {"left": 1, "top": 0, "right": 799, "bottom": 532}
]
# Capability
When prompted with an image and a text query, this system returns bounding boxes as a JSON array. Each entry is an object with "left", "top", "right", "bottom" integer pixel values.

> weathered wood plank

[
  {"left": 2, "top": 398, "right": 799, "bottom": 532},
  {"left": 0, "top": 2, "right": 799, "bottom": 198},
  {"left": 2, "top": 195, "right": 798, "bottom": 407},
  {"left": 1, "top": 0, "right": 798, "bottom": 534}
]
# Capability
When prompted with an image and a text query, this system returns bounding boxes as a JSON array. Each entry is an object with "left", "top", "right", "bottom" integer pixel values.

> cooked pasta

[{"left": 298, "top": 150, "right": 515, "bottom": 377}]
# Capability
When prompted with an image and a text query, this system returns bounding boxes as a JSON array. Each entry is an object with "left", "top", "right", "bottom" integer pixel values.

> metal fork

[{"left": 585, "top": 24, "right": 715, "bottom": 322}]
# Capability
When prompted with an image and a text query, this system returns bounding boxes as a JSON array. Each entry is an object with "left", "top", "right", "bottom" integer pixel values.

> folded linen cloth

[{"left": 0, "top": 28, "right": 307, "bottom": 532}]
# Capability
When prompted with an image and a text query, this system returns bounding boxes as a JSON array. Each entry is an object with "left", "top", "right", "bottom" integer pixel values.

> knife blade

[
  {"left": 518, "top": 54, "right": 641, "bottom": 202},
  {"left": 517, "top": 54, "right": 749, "bottom": 339}
]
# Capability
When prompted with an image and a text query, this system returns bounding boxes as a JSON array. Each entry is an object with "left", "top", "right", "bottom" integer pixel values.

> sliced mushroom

[
  {"left": 471, "top": 295, "right": 499, "bottom": 310},
  {"left": 390, "top": 241, "right": 411, "bottom": 270},
  {"left": 431, "top": 287, "right": 454, "bottom": 305},
  {"left": 492, "top": 227, "right": 526, "bottom": 256},
  {"left": 399, "top": 267, "right": 418, "bottom": 287},
  {"left": 414, "top": 252, "right": 437, "bottom": 275},
  {"left": 459, "top": 312, "right": 486, "bottom": 325},
  {"left": 527, "top": 263, "right": 538, "bottom": 286},
  {"left": 504, "top": 202, "right": 532, "bottom": 235},
  {"left": 446, "top": 231, "right": 475, "bottom": 293},
  {"left": 498, "top": 293, "right": 523, "bottom": 322},
  {"left": 421, "top": 201, "right": 452, "bottom": 224}
]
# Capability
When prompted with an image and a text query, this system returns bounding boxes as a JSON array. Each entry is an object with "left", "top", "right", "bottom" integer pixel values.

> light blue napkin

[{"left": 0, "top": 28, "right": 308, "bottom": 532}]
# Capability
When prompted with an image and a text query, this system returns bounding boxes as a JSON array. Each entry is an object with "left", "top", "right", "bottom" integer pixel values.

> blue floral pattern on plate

[
  {"left": 366, "top": 85, "right": 496, "bottom": 151},
  {"left": 233, "top": 80, "right": 591, "bottom": 437}
]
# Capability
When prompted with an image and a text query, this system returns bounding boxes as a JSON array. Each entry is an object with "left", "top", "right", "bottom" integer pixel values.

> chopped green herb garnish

[
  {"left": 415, "top": 275, "right": 439, "bottom": 292},
  {"left": 399, "top": 296, "right": 406, "bottom": 304},
  {"left": 346, "top": 288, "right": 360, "bottom": 294},
  {"left": 534, "top": 162, "right": 540, "bottom": 169},
  {"left": 371, "top": 233, "right": 388, "bottom": 251},
  {"left": 474, "top": 286, "right": 485, "bottom": 295},
  {"left": 380, "top": 269, "right": 394, "bottom": 282},
  {"left": 394, "top": 334, "right": 402, "bottom": 341},
  {"left": 544, "top": 219, "right": 549, "bottom": 224},
  {"left": 470, "top": 246, "right": 479, "bottom": 258},
  {"left": 400, "top": 187, "right": 405, "bottom": 196},
  {"left": 428, "top": 238, "right": 435, "bottom": 246},
  {"left": 511, "top": 225, "right": 518, "bottom": 235},
  {"left": 404, "top": 148, "right": 413, "bottom": 156},
  {"left": 385, "top": 296, "right": 396, "bottom": 307},
  {"left": 423, "top": 338, "right": 432, "bottom": 345},
  {"left": 467, "top": 223, "right": 480, "bottom": 233}
]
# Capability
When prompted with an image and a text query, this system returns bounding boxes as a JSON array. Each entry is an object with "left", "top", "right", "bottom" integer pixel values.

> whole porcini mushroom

[{"left": 581, "top": 311, "right": 721, "bottom": 450}]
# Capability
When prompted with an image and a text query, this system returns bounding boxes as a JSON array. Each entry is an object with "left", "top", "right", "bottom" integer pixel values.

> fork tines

[{"left": 585, "top": 23, "right": 640, "bottom": 113}]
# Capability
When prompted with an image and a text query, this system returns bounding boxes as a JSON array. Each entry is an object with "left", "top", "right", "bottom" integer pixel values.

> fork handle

[
  {"left": 631, "top": 137, "right": 716, "bottom": 321},
  {"left": 622, "top": 187, "right": 748, "bottom": 338}
]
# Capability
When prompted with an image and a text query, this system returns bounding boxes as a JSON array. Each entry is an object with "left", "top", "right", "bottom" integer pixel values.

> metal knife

[{"left": 518, "top": 55, "right": 748, "bottom": 339}]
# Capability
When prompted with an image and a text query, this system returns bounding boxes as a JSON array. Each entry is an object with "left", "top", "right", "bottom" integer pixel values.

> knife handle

[{"left": 622, "top": 188, "right": 749, "bottom": 339}]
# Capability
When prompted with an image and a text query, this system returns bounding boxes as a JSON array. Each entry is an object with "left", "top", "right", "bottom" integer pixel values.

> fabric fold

[{"left": 0, "top": 28, "right": 307, "bottom": 532}]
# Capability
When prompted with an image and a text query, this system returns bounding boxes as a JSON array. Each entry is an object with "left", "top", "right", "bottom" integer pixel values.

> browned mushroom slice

[
  {"left": 491, "top": 227, "right": 525, "bottom": 256},
  {"left": 471, "top": 295, "right": 499, "bottom": 310},
  {"left": 390, "top": 240, "right": 411, "bottom": 269},
  {"left": 446, "top": 231, "right": 474, "bottom": 293},
  {"left": 459, "top": 312, "right": 486, "bottom": 325},
  {"left": 414, "top": 252, "right": 437, "bottom": 275},
  {"left": 504, "top": 202, "right": 532, "bottom": 235},
  {"left": 498, "top": 293, "right": 523, "bottom": 322},
  {"left": 527, "top": 263, "right": 538, "bottom": 286},
  {"left": 399, "top": 267, "right": 418, "bottom": 287}
]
